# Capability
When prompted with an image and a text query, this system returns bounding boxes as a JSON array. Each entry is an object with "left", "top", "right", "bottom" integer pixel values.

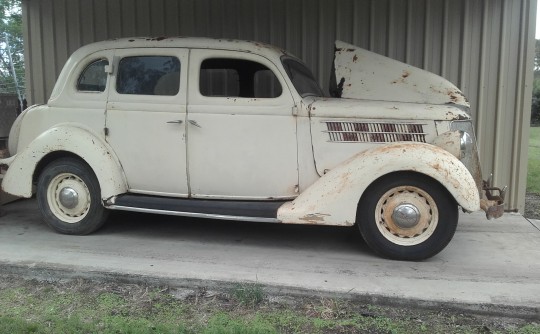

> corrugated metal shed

[
  {"left": 0, "top": 94, "right": 18, "bottom": 140},
  {"left": 22, "top": 0, "right": 536, "bottom": 212}
]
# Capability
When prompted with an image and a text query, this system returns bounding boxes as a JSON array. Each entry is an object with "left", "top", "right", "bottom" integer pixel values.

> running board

[{"left": 106, "top": 194, "right": 287, "bottom": 223}]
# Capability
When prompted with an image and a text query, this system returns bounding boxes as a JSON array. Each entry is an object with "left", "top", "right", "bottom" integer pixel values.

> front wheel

[
  {"left": 37, "top": 157, "right": 108, "bottom": 235},
  {"left": 357, "top": 173, "right": 458, "bottom": 261}
]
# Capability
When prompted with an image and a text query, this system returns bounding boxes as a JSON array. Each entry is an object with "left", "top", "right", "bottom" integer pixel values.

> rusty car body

[{"left": 0, "top": 38, "right": 505, "bottom": 260}]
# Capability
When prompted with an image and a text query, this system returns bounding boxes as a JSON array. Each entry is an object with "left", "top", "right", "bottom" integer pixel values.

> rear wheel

[
  {"left": 357, "top": 173, "right": 458, "bottom": 261},
  {"left": 37, "top": 157, "right": 108, "bottom": 235}
]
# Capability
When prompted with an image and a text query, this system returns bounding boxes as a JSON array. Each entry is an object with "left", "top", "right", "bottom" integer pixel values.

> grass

[
  {"left": 0, "top": 278, "right": 539, "bottom": 334},
  {"left": 528, "top": 126, "right": 540, "bottom": 194},
  {"left": 230, "top": 283, "right": 265, "bottom": 307}
]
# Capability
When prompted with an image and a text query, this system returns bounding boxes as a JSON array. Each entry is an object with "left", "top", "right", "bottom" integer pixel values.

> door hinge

[{"left": 104, "top": 127, "right": 109, "bottom": 136}]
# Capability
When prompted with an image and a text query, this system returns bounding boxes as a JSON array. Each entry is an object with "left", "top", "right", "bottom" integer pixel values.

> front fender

[
  {"left": 2, "top": 125, "right": 128, "bottom": 199},
  {"left": 277, "top": 142, "right": 480, "bottom": 226}
]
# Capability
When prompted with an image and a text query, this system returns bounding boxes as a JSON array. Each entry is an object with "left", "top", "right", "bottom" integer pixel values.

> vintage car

[{"left": 0, "top": 37, "right": 505, "bottom": 261}]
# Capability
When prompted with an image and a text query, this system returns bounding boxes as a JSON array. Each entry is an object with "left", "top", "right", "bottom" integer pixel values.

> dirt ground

[{"left": 525, "top": 192, "right": 540, "bottom": 220}]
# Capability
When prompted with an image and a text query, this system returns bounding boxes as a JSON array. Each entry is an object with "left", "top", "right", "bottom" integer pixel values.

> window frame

[
  {"left": 115, "top": 55, "right": 181, "bottom": 96},
  {"left": 188, "top": 49, "right": 295, "bottom": 114},
  {"left": 199, "top": 57, "right": 283, "bottom": 99},
  {"left": 76, "top": 58, "right": 110, "bottom": 94},
  {"left": 107, "top": 48, "right": 188, "bottom": 107}
]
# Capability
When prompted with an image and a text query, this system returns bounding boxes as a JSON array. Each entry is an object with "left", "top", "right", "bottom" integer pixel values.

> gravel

[{"left": 525, "top": 192, "right": 540, "bottom": 220}]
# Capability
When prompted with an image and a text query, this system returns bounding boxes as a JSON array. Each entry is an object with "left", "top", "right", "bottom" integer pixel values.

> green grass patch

[
  {"left": 528, "top": 127, "right": 540, "bottom": 194},
  {"left": 230, "top": 283, "right": 265, "bottom": 307},
  {"left": 0, "top": 278, "right": 538, "bottom": 334}
]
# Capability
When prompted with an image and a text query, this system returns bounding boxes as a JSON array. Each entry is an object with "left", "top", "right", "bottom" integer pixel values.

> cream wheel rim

[
  {"left": 47, "top": 173, "right": 91, "bottom": 223},
  {"left": 375, "top": 186, "right": 439, "bottom": 246}
]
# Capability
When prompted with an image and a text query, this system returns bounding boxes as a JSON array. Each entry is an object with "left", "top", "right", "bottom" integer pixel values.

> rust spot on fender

[
  {"left": 147, "top": 36, "right": 167, "bottom": 41},
  {"left": 337, "top": 48, "right": 355, "bottom": 52},
  {"left": 299, "top": 213, "right": 331, "bottom": 224},
  {"left": 391, "top": 71, "right": 411, "bottom": 84}
]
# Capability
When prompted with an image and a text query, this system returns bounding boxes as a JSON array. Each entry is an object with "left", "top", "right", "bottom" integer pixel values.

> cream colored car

[{"left": 0, "top": 37, "right": 505, "bottom": 260}]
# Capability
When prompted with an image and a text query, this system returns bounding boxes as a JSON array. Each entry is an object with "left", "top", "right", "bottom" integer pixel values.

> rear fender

[
  {"left": 277, "top": 142, "right": 480, "bottom": 226},
  {"left": 1, "top": 125, "right": 128, "bottom": 199}
]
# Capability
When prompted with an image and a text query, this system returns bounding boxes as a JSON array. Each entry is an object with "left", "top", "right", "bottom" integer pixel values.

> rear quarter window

[{"left": 77, "top": 59, "right": 109, "bottom": 92}]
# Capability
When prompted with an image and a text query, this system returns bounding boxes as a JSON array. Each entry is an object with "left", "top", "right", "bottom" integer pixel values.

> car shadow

[
  {"left": 99, "top": 210, "right": 372, "bottom": 256},
  {"left": 2, "top": 199, "right": 374, "bottom": 258}
]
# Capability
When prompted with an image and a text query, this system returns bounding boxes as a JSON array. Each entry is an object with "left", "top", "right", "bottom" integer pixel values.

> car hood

[
  {"left": 331, "top": 41, "right": 469, "bottom": 108},
  {"left": 307, "top": 97, "right": 470, "bottom": 121}
]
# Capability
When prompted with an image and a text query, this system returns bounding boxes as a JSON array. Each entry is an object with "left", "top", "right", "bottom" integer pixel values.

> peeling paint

[
  {"left": 299, "top": 213, "right": 330, "bottom": 224},
  {"left": 333, "top": 41, "right": 470, "bottom": 107},
  {"left": 2, "top": 126, "right": 128, "bottom": 199}
]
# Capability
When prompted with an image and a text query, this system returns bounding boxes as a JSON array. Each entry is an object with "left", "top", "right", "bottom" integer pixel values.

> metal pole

[{"left": 3, "top": 33, "right": 23, "bottom": 111}]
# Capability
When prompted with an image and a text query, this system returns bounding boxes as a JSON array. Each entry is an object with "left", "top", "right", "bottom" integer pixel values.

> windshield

[{"left": 281, "top": 57, "right": 324, "bottom": 98}]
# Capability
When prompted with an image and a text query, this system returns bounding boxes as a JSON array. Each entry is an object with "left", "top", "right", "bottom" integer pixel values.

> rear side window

[
  {"left": 116, "top": 56, "right": 180, "bottom": 96},
  {"left": 200, "top": 58, "right": 282, "bottom": 98},
  {"left": 77, "top": 59, "right": 109, "bottom": 92}
]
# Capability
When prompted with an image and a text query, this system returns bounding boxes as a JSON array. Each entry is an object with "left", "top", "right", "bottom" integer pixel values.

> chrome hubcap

[
  {"left": 375, "top": 185, "right": 439, "bottom": 246},
  {"left": 391, "top": 204, "right": 420, "bottom": 229},
  {"left": 59, "top": 187, "right": 79, "bottom": 209},
  {"left": 47, "top": 173, "right": 91, "bottom": 224}
]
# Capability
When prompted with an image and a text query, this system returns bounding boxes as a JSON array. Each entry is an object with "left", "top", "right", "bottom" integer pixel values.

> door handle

[
  {"left": 166, "top": 120, "right": 183, "bottom": 124},
  {"left": 188, "top": 120, "right": 202, "bottom": 128}
]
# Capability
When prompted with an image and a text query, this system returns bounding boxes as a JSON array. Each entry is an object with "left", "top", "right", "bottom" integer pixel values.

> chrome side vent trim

[{"left": 323, "top": 121, "right": 427, "bottom": 143}]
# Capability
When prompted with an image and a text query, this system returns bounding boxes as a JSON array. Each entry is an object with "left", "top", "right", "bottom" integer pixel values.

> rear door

[{"left": 106, "top": 48, "right": 189, "bottom": 196}]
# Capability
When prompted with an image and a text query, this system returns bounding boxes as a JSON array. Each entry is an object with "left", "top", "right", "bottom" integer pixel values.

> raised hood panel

[
  {"left": 308, "top": 98, "right": 470, "bottom": 121},
  {"left": 332, "top": 41, "right": 469, "bottom": 108}
]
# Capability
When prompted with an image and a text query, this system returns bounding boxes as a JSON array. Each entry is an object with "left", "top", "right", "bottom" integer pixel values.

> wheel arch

[
  {"left": 33, "top": 151, "right": 84, "bottom": 183},
  {"left": 277, "top": 142, "right": 479, "bottom": 226},
  {"left": 357, "top": 170, "right": 457, "bottom": 218},
  {"left": 2, "top": 125, "right": 128, "bottom": 199}
]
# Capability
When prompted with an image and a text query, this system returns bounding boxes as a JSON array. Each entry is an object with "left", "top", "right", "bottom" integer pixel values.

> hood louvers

[{"left": 324, "top": 121, "right": 426, "bottom": 143}]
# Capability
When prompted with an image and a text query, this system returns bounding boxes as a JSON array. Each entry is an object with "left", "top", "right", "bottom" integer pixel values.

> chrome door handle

[
  {"left": 188, "top": 120, "right": 202, "bottom": 128},
  {"left": 166, "top": 120, "right": 183, "bottom": 124}
]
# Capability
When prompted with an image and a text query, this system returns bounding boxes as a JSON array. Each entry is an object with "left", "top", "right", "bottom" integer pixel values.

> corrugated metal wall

[{"left": 22, "top": 0, "right": 536, "bottom": 212}]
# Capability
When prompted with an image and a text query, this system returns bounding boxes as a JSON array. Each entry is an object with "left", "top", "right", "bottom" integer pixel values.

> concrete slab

[
  {"left": 0, "top": 199, "right": 539, "bottom": 318},
  {"left": 528, "top": 219, "right": 540, "bottom": 231}
]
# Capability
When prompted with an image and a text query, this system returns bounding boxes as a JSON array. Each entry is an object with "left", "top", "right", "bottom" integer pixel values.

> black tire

[
  {"left": 357, "top": 172, "right": 458, "bottom": 261},
  {"left": 37, "top": 157, "right": 108, "bottom": 235}
]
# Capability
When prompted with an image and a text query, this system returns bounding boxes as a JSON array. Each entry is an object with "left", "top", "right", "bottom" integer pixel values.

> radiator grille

[{"left": 324, "top": 121, "right": 426, "bottom": 143}]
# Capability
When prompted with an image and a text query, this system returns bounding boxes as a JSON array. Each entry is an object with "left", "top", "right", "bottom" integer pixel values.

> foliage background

[
  {"left": 532, "top": 40, "right": 540, "bottom": 126},
  {"left": 0, "top": 0, "right": 24, "bottom": 97}
]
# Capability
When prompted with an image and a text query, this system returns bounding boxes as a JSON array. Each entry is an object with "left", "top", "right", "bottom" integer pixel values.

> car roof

[{"left": 71, "top": 37, "right": 290, "bottom": 60}]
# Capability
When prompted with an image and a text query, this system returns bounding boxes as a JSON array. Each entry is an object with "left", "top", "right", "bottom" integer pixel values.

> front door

[
  {"left": 106, "top": 48, "right": 189, "bottom": 196},
  {"left": 187, "top": 49, "right": 298, "bottom": 199}
]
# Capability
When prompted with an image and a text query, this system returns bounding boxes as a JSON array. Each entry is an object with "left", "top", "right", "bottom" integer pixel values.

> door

[
  {"left": 106, "top": 48, "right": 189, "bottom": 196},
  {"left": 186, "top": 49, "right": 299, "bottom": 199}
]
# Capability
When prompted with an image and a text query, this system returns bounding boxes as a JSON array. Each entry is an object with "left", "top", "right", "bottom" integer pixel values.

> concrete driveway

[{"left": 1, "top": 199, "right": 539, "bottom": 318}]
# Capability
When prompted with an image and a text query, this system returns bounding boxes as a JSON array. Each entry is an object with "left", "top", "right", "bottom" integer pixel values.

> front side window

[
  {"left": 117, "top": 56, "right": 180, "bottom": 96},
  {"left": 77, "top": 59, "right": 109, "bottom": 92},
  {"left": 282, "top": 58, "right": 324, "bottom": 98},
  {"left": 200, "top": 58, "right": 282, "bottom": 98}
]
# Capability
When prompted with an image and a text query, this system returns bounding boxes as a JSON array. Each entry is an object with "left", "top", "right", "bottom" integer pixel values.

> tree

[
  {"left": 532, "top": 40, "right": 540, "bottom": 126},
  {"left": 536, "top": 40, "right": 540, "bottom": 72},
  {"left": 0, "top": 0, "right": 24, "bottom": 99}
]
